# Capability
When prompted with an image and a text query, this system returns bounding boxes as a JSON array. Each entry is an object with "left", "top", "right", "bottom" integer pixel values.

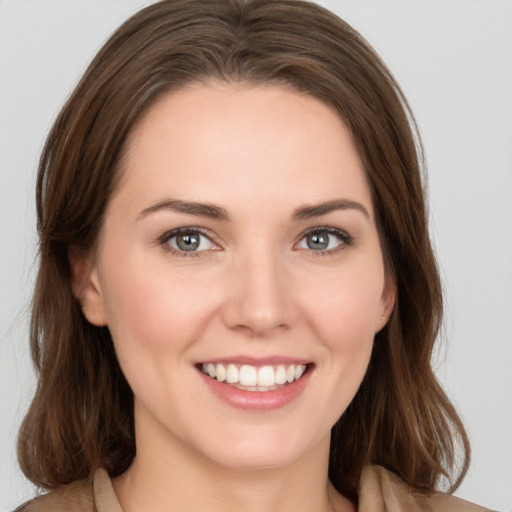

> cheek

[
  {"left": 98, "top": 257, "right": 220, "bottom": 362},
  {"left": 308, "top": 269, "right": 381, "bottom": 411},
  {"left": 303, "top": 264, "right": 385, "bottom": 345},
  {"left": 97, "top": 260, "right": 224, "bottom": 411}
]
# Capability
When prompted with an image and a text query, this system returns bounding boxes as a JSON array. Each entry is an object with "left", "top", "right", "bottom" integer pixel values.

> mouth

[{"left": 199, "top": 362, "right": 310, "bottom": 392}]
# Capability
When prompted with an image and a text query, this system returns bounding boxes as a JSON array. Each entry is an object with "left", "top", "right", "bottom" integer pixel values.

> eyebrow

[
  {"left": 137, "top": 197, "right": 369, "bottom": 222},
  {"left": 137, "top": 199, "right": 229, "bottom": 221},
  {"left": 291, "top": 199, "right": 370, "bottom": 220}
]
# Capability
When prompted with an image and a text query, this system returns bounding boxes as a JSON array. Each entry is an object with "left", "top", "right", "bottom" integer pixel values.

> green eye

[
  {"left": 166, "top": 230, "right": 214, "bottom": 252},
  {"left": 304, "top": 233, "right": 331, "bottom": 250},
  {"left": 298, "top": 228, "right": 352, "bottom": 252}
]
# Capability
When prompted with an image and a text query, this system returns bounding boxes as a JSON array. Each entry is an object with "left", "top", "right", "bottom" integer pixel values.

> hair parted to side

[{"left": 18, "top": 0, "right": 470, "bottom": 498}]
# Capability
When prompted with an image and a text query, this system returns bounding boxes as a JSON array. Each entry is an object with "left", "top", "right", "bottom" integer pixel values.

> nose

[{"left": 221, "top": 249, "right": 295, "bottom": 337}]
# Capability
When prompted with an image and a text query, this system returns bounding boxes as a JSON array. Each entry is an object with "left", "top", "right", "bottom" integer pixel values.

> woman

[{"left": 16, "top": 0, "right": 490, "bottom": 510}]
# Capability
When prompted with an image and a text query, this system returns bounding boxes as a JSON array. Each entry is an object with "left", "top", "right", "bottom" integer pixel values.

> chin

[{"left": 195, "top": 424, "right": 329, "bottom": 472}]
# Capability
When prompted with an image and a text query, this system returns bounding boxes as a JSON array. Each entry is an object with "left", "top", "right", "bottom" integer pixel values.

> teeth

[
  {"left": 258, "top": 365, "right": 275, "bottom": 386},
  {"left": 239, "top": 365, "right": 257, "bottom": 386},
  {"left": 294, "top": 365, "right": 306, "bottom": 380},
  {"left": 201, "top": 362, "right": 308, "bottom": 389},
  {"left": 275, "top": 365, "right": 287, "bottom": 384},
  {"left": 216, "top": 364, "right": 226, "bottom": 382},
  {"left": 226, "top": 364, "right": 238, "bottom": 383}
]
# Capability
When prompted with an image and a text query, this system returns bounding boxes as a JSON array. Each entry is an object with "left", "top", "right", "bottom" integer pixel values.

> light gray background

[{"left": 1, "top": 1, "right": 511, "bottom": 511}]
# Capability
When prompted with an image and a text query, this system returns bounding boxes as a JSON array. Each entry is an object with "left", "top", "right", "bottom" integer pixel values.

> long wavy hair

[{"left": 17, "top": 0, "right": 469, "bottom": 498}]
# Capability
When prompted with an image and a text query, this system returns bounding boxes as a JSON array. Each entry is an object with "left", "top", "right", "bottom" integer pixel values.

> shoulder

[
  {"left": 14, "top": 478, "right": 94, "bottom": 512},
  {"left": 14, "top": 469, "right": 121, "bottom": 512},
  {"left": 359, "top": 465, "right": 493, "bottom": 512}
]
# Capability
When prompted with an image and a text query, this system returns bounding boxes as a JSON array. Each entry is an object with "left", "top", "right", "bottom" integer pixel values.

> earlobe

[
  {"left": 69, "top": 246, "right": 108, "bottom": 326},
  {"left": 376, "top": 276, "right": 396, "bottom": 332}
]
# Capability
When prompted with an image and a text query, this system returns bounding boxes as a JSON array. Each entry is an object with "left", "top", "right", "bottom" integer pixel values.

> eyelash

[
  {"left": 297, "top": 226, "right": 354, "bottom": 256},
  {"left": 157, "top": 226, "right": 354, "bottom": 257},
  {"left": 158, "top": 227, "right": 218, "bottom": 257}
]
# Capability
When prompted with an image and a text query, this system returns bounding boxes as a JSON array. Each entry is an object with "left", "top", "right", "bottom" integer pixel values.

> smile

[{"left": 200, "top": 363, "right": 308, "bottom": 391}]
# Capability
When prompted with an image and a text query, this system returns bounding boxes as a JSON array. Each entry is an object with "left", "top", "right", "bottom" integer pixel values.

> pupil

[
  {"left": 308, "top": 233, "right": 328, "bottom": 250},
  {"left": 177, "top": 233, "right": 199, "bottom": 251}
]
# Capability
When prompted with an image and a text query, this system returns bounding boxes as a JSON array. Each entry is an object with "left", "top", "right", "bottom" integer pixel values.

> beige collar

[
  {"left": 92, "top": 465, "right": 491, "bottom": 512},
  {"left": 94, "top": 469, "right": 123, "bottom": 512},
  {"left": 358, "top": 465, "right": 491, "bottom": 512}
]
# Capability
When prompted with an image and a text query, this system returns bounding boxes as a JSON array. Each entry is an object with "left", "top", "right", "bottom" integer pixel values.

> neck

[{"left": 112, "top": 409, "right": 354, "bottom": 512}]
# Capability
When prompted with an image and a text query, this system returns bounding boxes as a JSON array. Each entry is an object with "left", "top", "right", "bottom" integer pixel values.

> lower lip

[{"left": 198, "top": 367, "right": 312, "bottom": 411}]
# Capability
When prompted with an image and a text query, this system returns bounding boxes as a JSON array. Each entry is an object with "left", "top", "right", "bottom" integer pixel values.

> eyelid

[
  {"left": 156, "top": 225, "right": 353, "bottom": 257},
  {"left": 295, "top": 225, "right": 354, "bottom": 254},
  {"left": 158, "top": 226, "right": 221, "bottom": 256}
]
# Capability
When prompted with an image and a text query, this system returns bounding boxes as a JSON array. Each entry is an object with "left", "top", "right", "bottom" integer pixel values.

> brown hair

[{"left": 18, "top": 0, "right": 469, "bottom": 498}]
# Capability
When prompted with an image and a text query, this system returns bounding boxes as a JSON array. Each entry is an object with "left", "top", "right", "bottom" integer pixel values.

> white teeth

[
  {"left": 294, "top": 364, "right": 306, "bottom": 380},
  {"left": 226, "top": 364, "right": 239, "bottom": 383},
  {"left": 216, "top": 364, "right": 226, "bottom": 382},
  {"left": 275, "top": 365, "right": 287, "bottom": 384},
  {"left": 239, "top": 365, "right": 258, "bottom": 386},
  {"left": 258, "top": 365, "right": 275, "bottom": 387},
  {"left": 258, "top": 385, "right": 277, "bottom": 391},
  {"left": 207, "top": 363, "right": 216, "bottom": 378},
  {"left": 201, "top": 362, "right": 308, "bottom": 389}
]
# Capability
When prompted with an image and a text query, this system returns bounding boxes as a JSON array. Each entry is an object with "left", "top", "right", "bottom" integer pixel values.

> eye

[
  {"left": 162, "top": 228, "right": 215, "bottom": 254},
  {"left": 297, "top": 227, "right": 352, "bottom": 253}
]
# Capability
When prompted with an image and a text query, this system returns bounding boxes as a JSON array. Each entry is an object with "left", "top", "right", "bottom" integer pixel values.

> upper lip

[{"left": 198, "top": 355, "right": 312, "bottom": 366}]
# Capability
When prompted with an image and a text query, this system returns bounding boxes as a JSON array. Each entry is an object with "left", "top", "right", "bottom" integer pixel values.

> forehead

[{"left": 113, "top": 82, "right": 374, "bottom": 219}]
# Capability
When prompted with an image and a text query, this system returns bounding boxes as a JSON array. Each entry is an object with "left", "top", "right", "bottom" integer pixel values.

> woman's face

[{"left": 78, "top": 83, "right": 394, "bottom": 471}]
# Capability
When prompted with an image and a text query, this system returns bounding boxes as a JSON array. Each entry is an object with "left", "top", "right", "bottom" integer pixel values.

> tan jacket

[{"left": 17, "top": 465, "right": 492, "bottom": 512}]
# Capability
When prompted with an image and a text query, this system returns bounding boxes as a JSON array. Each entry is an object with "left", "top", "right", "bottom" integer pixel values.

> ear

[
  {"left": 376, "top": 273, "right": 396, "bottom": 333},
  {"left": 69, "top": 246, "right": 108, "bottom": 326}
]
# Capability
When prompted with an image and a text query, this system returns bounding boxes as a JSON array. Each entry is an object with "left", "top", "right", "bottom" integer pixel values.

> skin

[{"left": 74, "top": 83, "right": 394, "bottom": 512}]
